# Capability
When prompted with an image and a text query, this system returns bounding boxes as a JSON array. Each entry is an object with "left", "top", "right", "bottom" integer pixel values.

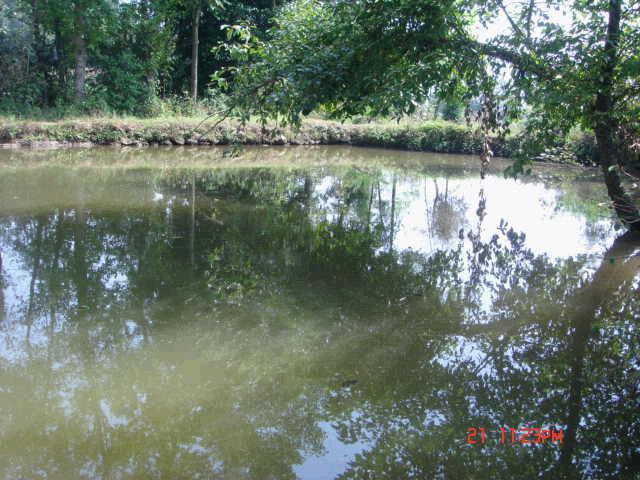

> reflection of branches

[
  {"left": 25, "top": 217, "right": 44, "bottom": 349},
  {"left": 458, "top": 228, "right": 640, "bottom": 477},
  {"left": 2, "top": 165, "right": 639, "bottom": 479},
  {"left": 425, "top": 177, "right": 467, "bottom": 242},
  {"left": 389, "top": 175, "right": 396, "bottom": 252},
  {"left": 559, "top": 231, "right": 640, "bottom": 477},
  {"left": 366, "top": 183, "right": 374, "bottom": 232},
  {"left": 465, "top": 189, "right": 488, "bottom": 297}
]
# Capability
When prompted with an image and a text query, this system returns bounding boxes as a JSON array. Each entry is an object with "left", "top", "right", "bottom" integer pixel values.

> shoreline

[
  {"left": 0, "top": 118, "right": 598, "bottom": 168},
  {"left": 0, "top": 118, "right": 524, "bottom": 157}
]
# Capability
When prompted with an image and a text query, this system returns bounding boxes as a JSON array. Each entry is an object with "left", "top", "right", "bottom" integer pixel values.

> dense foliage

[{"left": 0, "top": 0, "right": 278, "bottom": 116}]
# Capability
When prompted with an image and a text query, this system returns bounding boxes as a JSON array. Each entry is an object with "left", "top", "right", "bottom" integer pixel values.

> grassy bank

[{"left": 0, "top": 116, "right": 598, "bottom": 164}]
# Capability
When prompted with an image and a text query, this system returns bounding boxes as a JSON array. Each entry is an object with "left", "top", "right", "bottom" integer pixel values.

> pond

[{"left": 0, "top": 146, "right": 638, "bottom": 479}]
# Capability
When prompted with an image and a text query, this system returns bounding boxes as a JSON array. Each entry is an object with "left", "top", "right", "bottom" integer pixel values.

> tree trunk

[
  {"left": 73, "top": 31, "right": 87, "bottom": 101},
  {"left": 191, "top": 1, "right": 201, "bottom": 102},
  {"left": 141, "top": 0, "right": 158, "bottom": 91},
  {"left": 31, "top": 0, "right": 50, "bottom": 105},
  {"left": 594, "top": 0, "right": 640, "bottom": 230},
  {"left": 53, "top": 20, "right": 65, "bottom": 90}
]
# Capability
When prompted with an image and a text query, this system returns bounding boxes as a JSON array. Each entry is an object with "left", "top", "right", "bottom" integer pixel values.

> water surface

[{"left": 0, "top": 146, "right": 638, "bottom": 479}]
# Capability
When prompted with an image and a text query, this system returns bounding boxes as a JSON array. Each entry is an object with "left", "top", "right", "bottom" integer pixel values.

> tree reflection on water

[{"left": 0, "top": 153, "right": 637, "bottom": 479}]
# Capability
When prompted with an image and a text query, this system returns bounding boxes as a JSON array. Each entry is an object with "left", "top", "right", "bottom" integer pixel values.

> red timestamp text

[{"left": 466, "top": 427, "right": 563, "bottom": 445}]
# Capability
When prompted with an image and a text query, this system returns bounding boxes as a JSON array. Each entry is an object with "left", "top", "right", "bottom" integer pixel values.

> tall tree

[
  {"left": 182, "top": 0, "right": 225, "bottom": 101},
  {"left": 72, "top": 9, "right": 88, "bottom": 100},
  {"left": 42, "top": 0, "right": 116, "bottom": 102},
  {"left": 190, "top": 0, "right": 202, "bottom": 101}
]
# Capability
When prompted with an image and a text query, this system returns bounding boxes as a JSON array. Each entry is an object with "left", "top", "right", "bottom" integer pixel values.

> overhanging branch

[{"left": 465, "top": 40, "right": 554, "bottom": 81}]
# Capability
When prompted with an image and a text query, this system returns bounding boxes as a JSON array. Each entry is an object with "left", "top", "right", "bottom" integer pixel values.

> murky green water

[{"left": 0, "top": 146, "right": 638, "bottom": 479}]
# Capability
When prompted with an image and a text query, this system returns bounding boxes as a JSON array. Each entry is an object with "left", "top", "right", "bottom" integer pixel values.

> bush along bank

[{"left": 0, "top": 118, "right": 600, "bottom": 165}]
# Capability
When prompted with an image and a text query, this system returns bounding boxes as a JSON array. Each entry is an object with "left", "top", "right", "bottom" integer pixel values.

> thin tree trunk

[
  {"left": 31, "top": 0, "right": 49, "bottom": 105},
  {"left": 141, "top": 0, "right": 157, "bottom": 90},
  {"left": 54, "top": 20, "right": 65, "bottom": 86},
  {"left": 191, "top": 1, "right": 201, "bottom": 102},
  {"left": 594, "top": 0, "right": 640, "bottom": 230},
  {"left": 73, "top": 30, "right": 87, "bottom": 101}
]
